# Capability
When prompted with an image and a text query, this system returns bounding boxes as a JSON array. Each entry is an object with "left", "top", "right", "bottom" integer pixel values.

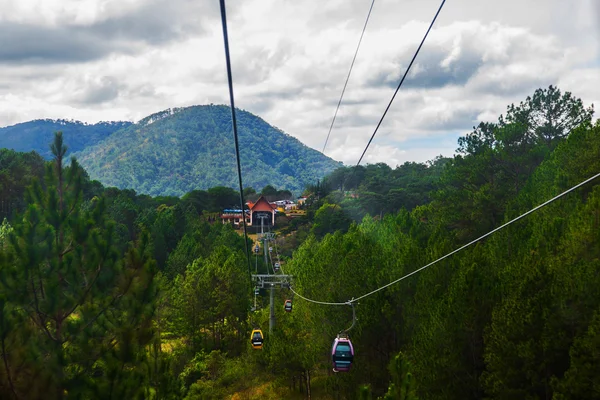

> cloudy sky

[{"left": 1, "top": 0, "right": 599, "bottom": 166}]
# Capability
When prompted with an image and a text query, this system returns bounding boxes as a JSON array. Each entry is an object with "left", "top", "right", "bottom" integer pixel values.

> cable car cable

[
  {"left": 272, "top": 230, "right": 283, "bottom": 274},
  {"left": 271, "top": 228, "right": 293, "bottom": 287},
  {"left": 290, "top": 170, "right": 600, "bottom": 306},
  {"left": 322, "top": 0, "right": 376, "bottom": 155},
  {"left": 219, "top": 0, "right": 253, "bottom": 286},
  {"left": 255, "top": 246, "right": 258, "bottom": 274},
  {"left": 327, "top": 0, "right": 446, "bottom": 213},
  {"left": 265, "top": 224, "right": 276, "bottom": 274},
  {"left": 355, "top": 0, "right": 446, "bottom": 166},
  {"left": 268, "top": 246, "right": 276, "bottom": 274}
]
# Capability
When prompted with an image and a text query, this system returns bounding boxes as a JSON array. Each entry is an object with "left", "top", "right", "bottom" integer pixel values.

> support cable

[
  {"left": 322, "top": 0, "right": 376, "bottom": 154},
  {"left": 255, "top": 246, "right": 258, "bottom": 274},
  {"left": 266, "top": 224, "right": 278, "bottom": 274},
  {"left": 267, "top": 243, "right": 276, "bottom": 275},
  {"left": 271, "top": 226, "right": 283, "bottom": 273},
  {"left": 272, "top": 228, "right": 292, "bottom": 286},
  {"left": 290, "top": 171, "right": 600, "bottom": 306},
  {"left": 356, "top": 0, "right": 446, "bottom": 166},
  {"left": 330, "top": 0, "right": 446, "bottom": 212},
  {"left": 219, "top": 0, "right": 253, "bottom": 284}
]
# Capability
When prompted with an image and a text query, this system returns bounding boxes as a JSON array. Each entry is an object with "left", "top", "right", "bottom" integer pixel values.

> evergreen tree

[
  {"left": 0, "top": 132, "right": 158, "bottom": 399},
  {"left": 380, "top": 352, "right": 418, "bottom": 400}
]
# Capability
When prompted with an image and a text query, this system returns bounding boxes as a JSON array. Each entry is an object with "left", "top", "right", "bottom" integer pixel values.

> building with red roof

[{"left": 249, "top": 195, "right": 276, "bottom": 226}]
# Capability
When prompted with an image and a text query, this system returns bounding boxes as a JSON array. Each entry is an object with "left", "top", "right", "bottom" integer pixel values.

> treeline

[
  {"left": 180, "top": 184, "right": 293, "bottom": 217},
  {"left": 313, "top": 157, "right": 448, "bottom": 220}
]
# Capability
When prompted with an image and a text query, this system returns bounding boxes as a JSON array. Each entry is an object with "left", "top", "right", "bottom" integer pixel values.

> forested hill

[
  {"left": 0, "top": 119, "right": 132, "bottom": 158},
  {"left": 72, "top": 105, "right": 341, "bottom": 196}
]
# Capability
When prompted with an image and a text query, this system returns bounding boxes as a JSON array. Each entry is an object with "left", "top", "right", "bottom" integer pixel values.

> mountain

[
  {"left": 73, "top": 105, "right": 342, "bottom": 196},
  {"left": 0, "top": 119, "right": 132, "bottom": 159}
]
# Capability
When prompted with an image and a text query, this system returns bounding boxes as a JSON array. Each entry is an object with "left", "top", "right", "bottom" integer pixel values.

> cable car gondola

[
  {"left": 268, "top": 246, "right": 273, "bottom": 253},
  {"left": 331, "top": 333, "right": 354, "bottom": 372},
  {"left": 254, "top": 244, "right": 260, "bottom": 254},
  {"left": 284, "top": 299, "right": 292, "bottom": 312},
  {"left": 331, "top": 301, "right": 356, "bottom": 372},
  {"left": 250, "top": 329, "right": 264, "bottom": 349},
  {"left": 274, "top": 262, "right": 280, "bottom": 272},
  {"left": 254, "top": 287, "right": 260, "bottom": 295}
]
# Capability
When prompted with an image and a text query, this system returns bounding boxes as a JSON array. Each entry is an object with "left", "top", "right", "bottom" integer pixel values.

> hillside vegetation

[
  {"left": 0, "top": 119, "right": 131, "bottom": 158},
  {"left": 284, "top": 86, "right": 600, "bottom": 399},
  {"left": 0, "top": 86, "right": 599, "bottom": 399},
  {"left": 72, "top": 105, "right": 342, "bottom": 196}
]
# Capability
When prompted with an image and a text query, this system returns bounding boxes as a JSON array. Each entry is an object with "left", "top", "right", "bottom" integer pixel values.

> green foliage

[
  {"left": 0, "top": 132, "right": 159, "bottom": 399},
  {"left": 0, "top": 148, "right": 46, "bottom": 220},
  {"left": 359, "top": 385, "right": 373, "bottom": 400},
  {"left": 182, "top": 351, "right": 252, "bottom": 400},
  {"left": 434, "top": 85, "right": 594, "bottom": 240},
  {"left": 553, "top": 308, "right": 600, "bottom": 399},
  {"left": 260, "top": 184, "right": 293, "bottom": 202},
  {"left": 261, "top": 184, "right": 278, "bottom": 197},
  {"left": 318, "top": 158, "right": 448, "bottom": 220},
  {"left": 0, "top": 119, "right": 131, "bottom": 159},
  {"left": 311, "top": 203, "right": 353, "bottom": 238},
  {"left": 145, "top": 340, "right": 182, "bottom": 400},
  {"left": 0, "top": 219, "right": 12, "bottom": 247},
  {"left": 169, "top": 245, "right": 250, "bottom": 354},
  {"left": 72, "top": 105, "right": 342, "bottom": 196},
  {"left": 380, "top": 352, "right": 418, "bottom": 400}
]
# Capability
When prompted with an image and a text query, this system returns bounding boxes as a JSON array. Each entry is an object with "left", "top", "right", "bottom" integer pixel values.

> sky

[{"left": 0, "top": 0, "right": 599, "bottom": 166}]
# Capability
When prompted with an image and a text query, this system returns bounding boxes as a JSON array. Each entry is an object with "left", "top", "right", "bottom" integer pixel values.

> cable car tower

[
  {"left": 253, "top": 273, "right": 292, "bottom": 334},
  {"left": 252, "top": 215, "right": 291, "bottom": 334}
]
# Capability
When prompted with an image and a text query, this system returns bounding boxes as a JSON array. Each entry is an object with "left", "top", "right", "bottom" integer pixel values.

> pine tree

[
  {"left": 0, "top": 132, "right": 158, "bottom": 399},
  {"left": 380, "top": 352, "right": 418, "bottom": 400}
]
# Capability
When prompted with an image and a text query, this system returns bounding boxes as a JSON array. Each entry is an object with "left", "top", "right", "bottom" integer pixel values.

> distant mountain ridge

[
  {"left": 70, "top": 105, "right": 341, "bottom": 196},
  {"left": 0, "top": 119, "right": 132, "bottom": 159}
]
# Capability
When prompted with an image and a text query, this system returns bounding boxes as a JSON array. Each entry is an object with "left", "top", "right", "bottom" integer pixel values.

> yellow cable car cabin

[{"left": 250, "top": 329, "right": 264, "bottom": 349}]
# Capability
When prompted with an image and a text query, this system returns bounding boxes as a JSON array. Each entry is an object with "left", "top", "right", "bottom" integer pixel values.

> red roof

[{"left": 249, "top": 196, "right": 276, "bottom": 212}]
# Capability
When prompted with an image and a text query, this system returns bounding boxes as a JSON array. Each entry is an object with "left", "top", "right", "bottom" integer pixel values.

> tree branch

[
  {"left": 58, "top": 241, "right": 74, "bottom": 257},
  {"left": 63, "top": 260, "right": 104, "bottom": 322},
  {"left": 1, "top": 334, "right": 19, "bottom": 400},
  {"left": 29, "top": 273, "right": 58, "bottom": 343}
]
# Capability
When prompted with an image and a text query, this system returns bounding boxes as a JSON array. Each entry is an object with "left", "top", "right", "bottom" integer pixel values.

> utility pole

[{"left": 252, "top": 274, "right": 292, "bottom": 336}]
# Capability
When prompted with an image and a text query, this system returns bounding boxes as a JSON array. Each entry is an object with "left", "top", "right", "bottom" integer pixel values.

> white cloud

[{"left": 0, "top": 0, "right": 598, "bottom": 167}]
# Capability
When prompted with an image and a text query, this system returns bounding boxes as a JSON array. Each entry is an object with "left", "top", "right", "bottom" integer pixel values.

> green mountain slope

[
  {"left": 73, "top": 105, "right": 342, "bottom": 196},
  {"left": 0, "top": 119, "right": 132, "bottom": 159}
]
